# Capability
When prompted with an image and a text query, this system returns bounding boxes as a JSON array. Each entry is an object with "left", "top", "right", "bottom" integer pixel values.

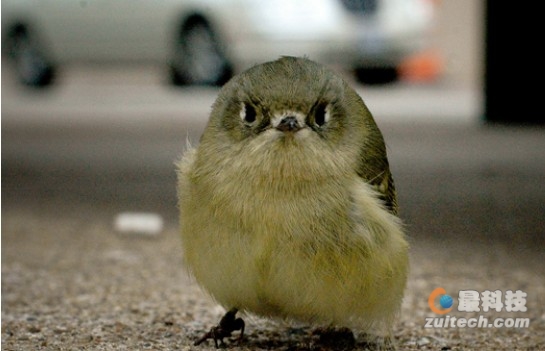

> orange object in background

[{"left": 398, "top": 49, "right": 444, "bottom": 83}]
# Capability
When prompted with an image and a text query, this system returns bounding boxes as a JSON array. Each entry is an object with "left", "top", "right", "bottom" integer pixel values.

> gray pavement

[{"left": 2, "top": 66, "right": 545, "bottom": 350}]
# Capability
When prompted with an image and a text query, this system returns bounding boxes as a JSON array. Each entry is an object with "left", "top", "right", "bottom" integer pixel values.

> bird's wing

[
  {"left": 356, "top": 129, "right": 398, "bottom": 215},
  {"left": 357, "top": 162, "right": 398, "bottom": 215}
]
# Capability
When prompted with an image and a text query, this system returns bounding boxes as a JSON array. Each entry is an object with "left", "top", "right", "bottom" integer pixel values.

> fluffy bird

[{"left": 177, "top": 56, "right": 408, "bottom": 347}]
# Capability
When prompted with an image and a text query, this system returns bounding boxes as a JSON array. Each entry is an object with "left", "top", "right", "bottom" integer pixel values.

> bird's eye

[
  {"left": 240, "top": 102, "right": 257, "bottom": 124},
  {"left": 314, "top": 103, "right": 330, "bottom": 127}
]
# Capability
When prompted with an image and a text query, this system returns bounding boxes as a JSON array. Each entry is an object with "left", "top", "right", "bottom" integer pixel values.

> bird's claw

[{"left": 194, "top": 308, "right": 245, "bottom": 348}]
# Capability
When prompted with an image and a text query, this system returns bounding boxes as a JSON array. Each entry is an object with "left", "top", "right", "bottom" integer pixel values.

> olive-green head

[
  {"left": 203, "top": 56, "right": 381, "bottom": 150},
  {"left": 195, "top": 56, "right": 396, "bottom": 211}
]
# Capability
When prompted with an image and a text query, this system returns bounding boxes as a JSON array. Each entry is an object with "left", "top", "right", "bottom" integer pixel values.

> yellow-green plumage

[{"left": 177, "top": 57, "right": 408, "bottom": 335}]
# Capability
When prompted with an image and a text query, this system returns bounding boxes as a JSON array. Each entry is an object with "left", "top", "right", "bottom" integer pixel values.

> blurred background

[
  {"left": 2, "top": 0, "right": 491, "bottom": 219},
  {"left": 2, "top": 0, "right": 544, "bottom": 349},
  {"left": 2, "top": 0, "right": 493, "bottom": 224}
]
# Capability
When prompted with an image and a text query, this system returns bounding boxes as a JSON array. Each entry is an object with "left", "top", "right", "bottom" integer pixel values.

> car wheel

[
  {"left": 170, "top": 19, "right": 232, "bottom": 86},
  {"left": 354, "top": 66, "right": 398, "bottom": 85},
  {"left": 7, "top": 27, "right": 55, "bottom": 87}
]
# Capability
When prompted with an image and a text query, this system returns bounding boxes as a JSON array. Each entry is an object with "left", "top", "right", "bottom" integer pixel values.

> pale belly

[{"left": 181, "top": 184, "right": 408, "bottom": 329}]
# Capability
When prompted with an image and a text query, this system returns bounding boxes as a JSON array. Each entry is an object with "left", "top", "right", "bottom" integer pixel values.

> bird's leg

[
  {"left": 220, "top": 308, "right": 245, "bottom": 344},
  {"left": 193, "top": 308, "right": 245, "bottom": 348}
]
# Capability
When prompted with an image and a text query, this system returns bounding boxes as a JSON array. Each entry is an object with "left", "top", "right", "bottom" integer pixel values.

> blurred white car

[{"left": 1, "top": 0, "right": 435, "bottom": 87}]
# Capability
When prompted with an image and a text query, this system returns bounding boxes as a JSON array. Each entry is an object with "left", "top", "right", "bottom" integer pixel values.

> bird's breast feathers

[{"left": 178, "top": 145, "right": 408, "bottom": 329}]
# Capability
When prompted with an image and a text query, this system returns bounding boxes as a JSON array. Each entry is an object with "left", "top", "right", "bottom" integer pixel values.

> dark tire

[
  {"left": 169, "top": 19, "right": 232, "bottom": 86},
  {"left": 6, "top": 27, "right": 55, "bottom": 87},
  {"left": 354, "top": 66, "right": 398, "bottom": 85}
]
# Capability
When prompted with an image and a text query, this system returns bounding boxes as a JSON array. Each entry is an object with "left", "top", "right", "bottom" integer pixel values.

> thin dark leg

[{"left": 194, "top": 308, "right": 245, "bottom": 348}]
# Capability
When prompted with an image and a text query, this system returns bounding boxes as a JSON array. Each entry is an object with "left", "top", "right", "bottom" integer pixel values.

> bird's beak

[{"left": 275, "top": 116, "right": 302, "bottom": 133}]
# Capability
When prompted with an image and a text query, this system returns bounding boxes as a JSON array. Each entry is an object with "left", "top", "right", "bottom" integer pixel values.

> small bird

[{"left": 177, "top": 56, "right": 408, "bottom": 347}]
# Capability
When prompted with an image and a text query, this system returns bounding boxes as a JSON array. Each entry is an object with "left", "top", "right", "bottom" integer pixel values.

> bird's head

[{"left": 195, "top": 57, "right": 388, "bottom": 185}]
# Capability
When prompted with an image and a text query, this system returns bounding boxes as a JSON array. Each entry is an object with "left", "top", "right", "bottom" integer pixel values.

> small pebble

[
  {"left": 417, "top": 337, "right": 431, "bottom": 346},
  {"left": 28, "top": 326, "right": 41, "bottom": 334}
]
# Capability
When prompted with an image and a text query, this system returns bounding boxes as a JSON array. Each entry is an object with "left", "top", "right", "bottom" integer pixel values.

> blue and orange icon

[{"left": 428, "top": 287, "right": 454, "bottom": 314}]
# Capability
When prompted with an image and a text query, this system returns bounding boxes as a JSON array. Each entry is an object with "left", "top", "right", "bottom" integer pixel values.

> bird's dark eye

[
  {"left": 240, "top": 103, "right": 257, "bottom": 124},
  {"left": 314, "top": 103, "right": 329, "bottom": 127}
]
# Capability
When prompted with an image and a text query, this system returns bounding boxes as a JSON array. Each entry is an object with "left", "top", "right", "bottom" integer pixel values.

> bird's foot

[{"left": 194, "top": 308, "right": 245, "bottom": 348}]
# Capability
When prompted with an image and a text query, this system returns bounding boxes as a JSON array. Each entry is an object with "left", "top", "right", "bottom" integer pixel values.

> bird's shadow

[{"left": 193, "top": 325, "right": 393, "bottom": 351}]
